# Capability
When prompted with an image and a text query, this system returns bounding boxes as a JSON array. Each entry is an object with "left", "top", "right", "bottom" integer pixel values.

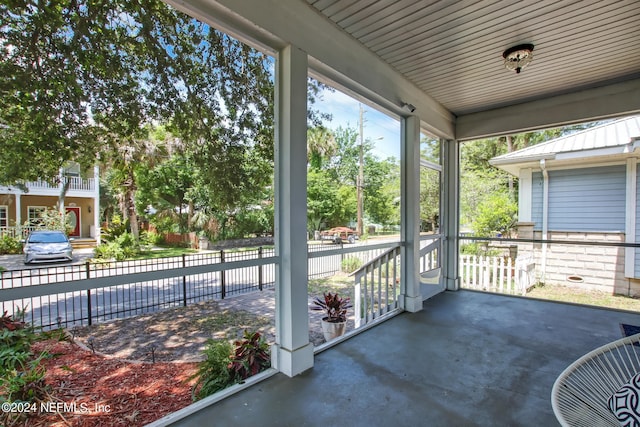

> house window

[
  {"left": 0, "top": 206, "right": 7, "bottom": 228},
  {"left": 27, "top": 206, "right": 47, "bottom": 226}
]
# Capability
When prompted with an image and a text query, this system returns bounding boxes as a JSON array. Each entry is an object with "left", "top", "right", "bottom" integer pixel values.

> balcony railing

[{"left": 24, "top": 177, "right": 96, "bottom": 192}]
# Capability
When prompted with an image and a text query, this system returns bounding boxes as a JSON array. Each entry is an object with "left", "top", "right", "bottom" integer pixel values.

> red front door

[{"left": 65, "top": 207, "right": 81, "bottom": 237}]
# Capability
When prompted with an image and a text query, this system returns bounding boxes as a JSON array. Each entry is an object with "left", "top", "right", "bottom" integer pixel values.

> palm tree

[
  {"left": 102, "top": 129, "right": 169, "bottom": 240},
  {"left": 307, "top": 126, "right": 337, "bottom": 169}
]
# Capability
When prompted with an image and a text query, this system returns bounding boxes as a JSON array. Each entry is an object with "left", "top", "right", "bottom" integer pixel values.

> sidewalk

[{"left": 0, "top": 248, "right": 95, "bottom": 271}]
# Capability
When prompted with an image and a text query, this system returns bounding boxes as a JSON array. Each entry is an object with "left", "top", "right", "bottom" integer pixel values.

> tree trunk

[
  {"left": 57, "top": 177, "right": 71, "bottom": 213},
  {"left": 123, "top": 171, "right": 139, "bottom": 240}
]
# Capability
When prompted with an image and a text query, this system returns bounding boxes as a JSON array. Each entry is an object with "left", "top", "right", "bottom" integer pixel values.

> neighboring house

[
  {"left": 490, "top": 115, "right": 640, "bottom": 296},
  {"left": 0, "top": 164, "right": 100, "bottom": 242}
]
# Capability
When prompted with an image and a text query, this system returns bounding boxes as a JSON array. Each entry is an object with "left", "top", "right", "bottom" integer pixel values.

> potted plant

[{"left": 311, "top": 292, "right": 352, "bottom": 342}]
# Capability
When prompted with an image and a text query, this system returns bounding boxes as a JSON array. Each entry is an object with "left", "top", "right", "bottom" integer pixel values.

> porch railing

[
  {"left": 460, "top": 254, "right": 534, "bottom": 295},
  {"left": 350, "top": 245, "right": 402, "bottom": 328},
  {"left": 25, "top": 177, "right": 96, "bottom": 192},
  {"left": 0, "top": 226, "right": 39, "bottom": 239},
  {"left": 420, "top": 235, "right": 441, "bottom": 273}
]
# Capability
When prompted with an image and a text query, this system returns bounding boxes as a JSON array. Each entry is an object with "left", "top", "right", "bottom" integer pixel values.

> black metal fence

[
  {"left": 1, "top": 247, "right": 276, "bottom": 329},
  {"left": 1, "top": 243, "right": 396, "bottom": 330}
]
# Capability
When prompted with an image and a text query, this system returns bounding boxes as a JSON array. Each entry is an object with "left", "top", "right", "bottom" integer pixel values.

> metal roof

[{"left": 491, "top": 115, "right": 640, "bottom": 163}]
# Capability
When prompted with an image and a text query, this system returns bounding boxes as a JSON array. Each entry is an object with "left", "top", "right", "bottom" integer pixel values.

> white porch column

[
  {"left": 272, "top": 44, "right": 314, "bottom": 377},
  {"left": 15, "top": 192, "right": 21, "bottom": 228},
  {"left": 442, "top": 139, "right": 460, "bottom": 290},
  {"left": 400, "top": 115, "right": 422, "bottom": 312}
]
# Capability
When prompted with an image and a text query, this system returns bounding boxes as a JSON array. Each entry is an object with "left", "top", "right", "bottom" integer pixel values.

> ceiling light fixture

[{"left": 502, "top": 43, "right": 534, "bottom": 74}]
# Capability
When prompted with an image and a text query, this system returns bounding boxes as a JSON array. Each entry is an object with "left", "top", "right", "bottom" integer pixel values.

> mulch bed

[{"left": 19, "top": 339, "right": 197, "bottom": 427}]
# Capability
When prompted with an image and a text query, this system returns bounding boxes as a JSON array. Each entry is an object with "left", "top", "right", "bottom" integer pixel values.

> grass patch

[
  {"left": 133, "top": 247, "right": 198, "bottom": 259},
  {"left": 308, "top": 273, "right": 352, "bottom": 297},
  {"left": 527, "top": 284, "right": 640, "bottom": 311},
  {"left": 196, "top": 309, "right": 272, "bottom": 340}
]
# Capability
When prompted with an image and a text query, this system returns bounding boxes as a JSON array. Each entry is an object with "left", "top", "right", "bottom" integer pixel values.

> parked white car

[{"left": 23, "top": 230, "right": 73, "bottom": 264}]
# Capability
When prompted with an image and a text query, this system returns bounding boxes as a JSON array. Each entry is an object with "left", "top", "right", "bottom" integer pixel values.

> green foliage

[
  {"left": 191, "top": 339, "right": 234, "bottom": 401},
  {"left": 0, "top": 310, "right": 50, "bottom": 423},
  {"left": 0, "top": 235, "right": 23, "bottom": 255},
  {"left": 149, "top": 215, "right": 179, "bottom": 235},
  {"left": 228, "top": 331, "right": 270, "bottom": 382},
  {"left": 101, "top": 214, "right": 130, "bottom": 243},
  {"left": 191, "top": 330, "right": 271, "bottom": 401},
  {"left": 25, "top": 207, "right": 73, "bottom": 235},
  {"left": 307, "top": 169, "right": 339, "bottom": 230},
  {"left": 140, "top": 230, "right": 163, "bottom": 247},
  {"left": 94, "top": 232, "right": 140, "bottom": 260},
  {"left": 341, "top": 257, "right": 362, "bottom": 274},
  {"left": 472, "top": 192, "right": 518, "bottom": 238}
]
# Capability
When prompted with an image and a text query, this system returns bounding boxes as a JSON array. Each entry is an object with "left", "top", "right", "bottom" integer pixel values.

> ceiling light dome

[{"left": 503, "top": 44, "right": 534, "bottom": 74}]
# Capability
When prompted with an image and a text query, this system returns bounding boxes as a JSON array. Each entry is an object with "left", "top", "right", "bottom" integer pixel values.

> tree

[
  {"left": 307, "top": 126, "right": 336, "bottom": 170},
  {"left": 307, "top": 169, "right": 339, "bottom": 232},
  {"left": 363, "top": 156, "right": 398, "bottom": 226},
  {"left": 420, "top": 138, "right": 441, "bottom": 232},
  {"left": 472, "top": 192, "right": 517, "bottom": 237}
]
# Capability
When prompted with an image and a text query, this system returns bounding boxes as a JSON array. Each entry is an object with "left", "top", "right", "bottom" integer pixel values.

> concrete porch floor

[{"left": 167, "top": 290, "right": 640, "bottom": 426}]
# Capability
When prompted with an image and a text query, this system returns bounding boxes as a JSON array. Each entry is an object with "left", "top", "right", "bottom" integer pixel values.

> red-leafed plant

[
  {"left": 0, "top": 310, "right": 26, "bottom": 331},
  {"left": 228, "top": 331, "right": 270, "bottom": 381},
  {"left": 311, "top": 292, "right": 352, "bottom": 323}
]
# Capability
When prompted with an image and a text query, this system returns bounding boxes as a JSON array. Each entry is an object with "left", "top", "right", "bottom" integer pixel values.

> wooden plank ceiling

[{"left": 306, "top": 0, "right": 640, "bottom": 117}]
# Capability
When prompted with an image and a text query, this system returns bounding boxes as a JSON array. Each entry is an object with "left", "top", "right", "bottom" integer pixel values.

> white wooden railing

[
  {"left": 419, "top": 236, "right": 441, "bottom": 273},
  {"left": 0, "top": 226, "right": 38, "bottom": 239},
  {"left": 25, "top": 177, "right": 95, "bottom": 192},
  {"left": 460, "top": 254, "right": 535, "bottom": 295},
  {"left": 351, "top": 245, "right": 401, "bottom": 328}
]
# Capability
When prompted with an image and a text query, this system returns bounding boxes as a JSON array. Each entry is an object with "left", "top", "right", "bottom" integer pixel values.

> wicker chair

[{"left": 551, "top": 333, "right": 640, "bottom": 427}]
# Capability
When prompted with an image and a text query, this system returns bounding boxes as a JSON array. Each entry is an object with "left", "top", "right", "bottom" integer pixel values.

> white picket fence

[{"left": 460, "top": 254, "right": 535, "bottom": 295}]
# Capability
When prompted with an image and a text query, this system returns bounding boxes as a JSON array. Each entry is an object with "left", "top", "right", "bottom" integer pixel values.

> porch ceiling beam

[
  {"left": 456, "top": 79, "right": 640, "bottom": 141},
  {"left": 166, "top": 0, "right": 456, "bottom": 140}
]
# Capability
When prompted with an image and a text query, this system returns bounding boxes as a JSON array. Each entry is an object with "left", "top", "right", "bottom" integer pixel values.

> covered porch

[
  {"left": 149, "top": 0, "right": 640, "bottom": 424},
  {"left": 155, "top": 290, "right": 640, "bottom": 426}
]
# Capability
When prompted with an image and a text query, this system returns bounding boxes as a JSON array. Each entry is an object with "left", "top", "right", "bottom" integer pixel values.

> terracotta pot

[{"left": 321, "top": 318, "right": 346, "bottom": 342}]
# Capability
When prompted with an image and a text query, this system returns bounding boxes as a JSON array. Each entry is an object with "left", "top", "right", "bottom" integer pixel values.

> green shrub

[
  {"left": 0, "top": 309, "right": 52, "bottom": 426},
  {"left": 191, "top": 331, "right": 271, "bottom": 401},
  {"left": 341, "top": 256, "right": 362, "bottom": 273},
  {"left": 191, "top": 339, "right": 234, "bottom": 401},
  {"left": 140, "top": 230, "right": 162, "bottom": 247},
  {"left": 0, "top": 235, "right": 22, "bottom": 255},
  {"left": 101, "top": 214, "right": 129, "bottom": 243},
  {"left": 471, "top": 192, "right": 517, "bottom": 238},
  {"left": 94, "top": 232, "right": 141, "bottom": 260},
  {"left": 93, "top": 242, "right": 126, "bottom": 260}
]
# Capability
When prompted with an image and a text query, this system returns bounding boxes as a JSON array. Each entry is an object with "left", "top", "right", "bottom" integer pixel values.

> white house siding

[{"left": 531, "top": 165, "right": 626, "bottom": 232}]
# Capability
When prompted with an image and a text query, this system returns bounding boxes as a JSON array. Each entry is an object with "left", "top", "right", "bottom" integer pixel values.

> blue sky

[{"left": 314, "top": 87, "right": 401, "bottom": 160}]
